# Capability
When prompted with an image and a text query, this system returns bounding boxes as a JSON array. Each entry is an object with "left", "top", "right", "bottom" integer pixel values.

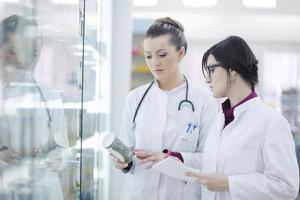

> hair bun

[
  {"left": 155, "top": 17, "right": 184, "bottom": 32},
  {"left": 248, "top": 60, "right": 258, "bottom": 73}
]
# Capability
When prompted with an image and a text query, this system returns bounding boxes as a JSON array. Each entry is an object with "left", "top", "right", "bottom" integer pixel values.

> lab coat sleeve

[
  {"left": 118, "top": 92, "right": 136, "bottom": 148},
  {"left": 180, "top": 92, "right": 218, "bottom": 168},
  {"left": 228, "top": 117, "right": 299, "bottom": 200},
  {"left": 118, "top": 92, "right": 136, "bottom": 173}
]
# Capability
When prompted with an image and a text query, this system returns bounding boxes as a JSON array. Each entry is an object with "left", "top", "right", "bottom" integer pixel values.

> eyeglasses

[{"left": 204, "top": 63, "right": 223, "bottom": 80}]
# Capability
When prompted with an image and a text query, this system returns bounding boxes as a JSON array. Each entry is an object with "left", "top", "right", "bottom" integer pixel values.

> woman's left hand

[
  {"left": 186, "top": 172, "right": 229, "bottom": 192},
  {"left": 134, "top": 149, "right": 166, "bottom": 169}
]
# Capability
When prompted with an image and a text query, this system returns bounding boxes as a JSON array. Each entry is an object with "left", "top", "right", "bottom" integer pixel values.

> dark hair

[
  {"left": 202, "top": 35, "right": 258, "bottom": 90},
  {"left": 0, "top": 14, "right": 41, "bottom": 46},
  {"left": 145, "top": 17, "right": 187, "bottom": 55}
]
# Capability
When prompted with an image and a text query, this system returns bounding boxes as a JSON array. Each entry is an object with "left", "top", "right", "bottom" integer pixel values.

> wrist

[
  {"left": 121, "top": 161, "right": 133, "bottom": 173},
  {"left": 225, "top": 176, "right": 229, "bottom": 189},
  {"left": 162, "top": 149, "right": 171, "bottom": 158},
  {"left": 162, "top": 149, "right": 184, "bottom": 162},
  {"left": 222, "top": 175, "right": 229, "bottom": 191}
]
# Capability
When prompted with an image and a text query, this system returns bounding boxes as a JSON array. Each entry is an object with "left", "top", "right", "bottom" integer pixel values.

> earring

[{"left": 230, "top": 77, "right": 236, "bottom": 84}]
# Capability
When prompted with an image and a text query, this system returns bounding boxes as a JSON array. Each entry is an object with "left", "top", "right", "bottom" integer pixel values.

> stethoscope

[
  {"left": 35, "top": 81, "right": 52, "bottom": 128},
  {"left": 131, "top": 75, "right": 195, "bottom": 130}
]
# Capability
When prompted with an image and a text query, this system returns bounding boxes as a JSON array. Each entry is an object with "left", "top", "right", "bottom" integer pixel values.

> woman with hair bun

[{"left": 110, "top": 17, "right": 217, "bottom": 200}]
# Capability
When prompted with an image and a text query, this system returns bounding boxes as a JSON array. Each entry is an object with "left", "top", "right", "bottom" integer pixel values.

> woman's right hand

[
  {"left": 110, "top": 154, "right": 129, "bottom": 170},
  {"left": 0, "top": 149, "right": 20, "bottom": 164}
]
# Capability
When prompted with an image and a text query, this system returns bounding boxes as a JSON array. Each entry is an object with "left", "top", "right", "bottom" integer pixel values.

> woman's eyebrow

[{"left": 144, "top": 49, "right": 167, "bottom": 54}]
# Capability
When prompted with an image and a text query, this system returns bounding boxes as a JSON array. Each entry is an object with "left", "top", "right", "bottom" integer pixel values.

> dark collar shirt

[{"left": 222, "top": 91, "right": 257, "bottom": 127}]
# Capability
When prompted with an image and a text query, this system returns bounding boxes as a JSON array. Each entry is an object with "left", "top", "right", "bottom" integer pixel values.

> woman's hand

[
  {"left": 0, "top": 149, "right": 20, "bottom": 164},
  {"left": 134, "top": 149, "right": 166, "bottom": 169},
  {"left": 186, "top": 172, "right": 229, "bottom": 192},
  {"left": 110, "top": 154, "right": 129, "bottom": 170}
]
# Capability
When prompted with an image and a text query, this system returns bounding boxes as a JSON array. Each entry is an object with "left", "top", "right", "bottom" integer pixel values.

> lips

[{"left": 153, "top": 69, "right": 164, "bottom": 73}]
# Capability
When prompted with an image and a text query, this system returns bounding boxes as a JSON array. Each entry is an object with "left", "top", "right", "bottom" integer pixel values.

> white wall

[{"left": 109, "top": 1, "right": 132, "bottom": 200}]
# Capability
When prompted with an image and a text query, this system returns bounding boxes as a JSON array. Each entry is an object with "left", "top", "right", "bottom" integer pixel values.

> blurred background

[{"left": 0, "top": 0, "right": 299, "bottom": 199}]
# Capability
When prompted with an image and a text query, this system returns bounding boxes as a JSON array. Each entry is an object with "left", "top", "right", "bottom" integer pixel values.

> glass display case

[{"left": 0, "top": 0, "right": 110, "bottom": 199}]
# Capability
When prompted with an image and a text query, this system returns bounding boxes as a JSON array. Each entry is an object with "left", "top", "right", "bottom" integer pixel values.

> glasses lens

[
  {"left": 204, "top": 68, "right": 209, "bottom": 79},
  {"left": 206, "top": 63, "right": 222, "bottom": 79}
]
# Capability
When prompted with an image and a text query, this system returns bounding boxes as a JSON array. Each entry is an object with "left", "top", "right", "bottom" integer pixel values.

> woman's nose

[
  {"left": 205, "top": 79, "right": 211, "bottom": 84},
  {"left": 151, "top": 57, "right": 160, "bottom": 66}
]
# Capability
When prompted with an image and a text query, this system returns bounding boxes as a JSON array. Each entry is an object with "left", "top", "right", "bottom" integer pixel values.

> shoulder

[
  {"left": 126, "top": 82, "right": 154, "bottom": 104},
  {"left": 187, "top": 83, "right": 218, "bottom": 114},
  {"left": 256, "top": 101, "right": 280, "bottom": 118},
  {"left": 255, "top": 100, "right": 290, "bottom": 128},
  {"left": 253, "top": 102, "right": 293, "bottom": 141},
  {"left": 129, "top": 82, "right": 152, "bottom": 94},
  {"left": 189, "top": 83, "right": 213, "bottom": 98}
]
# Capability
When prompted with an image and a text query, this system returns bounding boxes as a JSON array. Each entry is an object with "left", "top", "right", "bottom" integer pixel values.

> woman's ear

[
  {"left": 229, "top": 69, "right": 237, "bottom": 78},
  {"left": 178, "top": 46, "right": 185, "bottom": 62},
  {"left": 229, "top": 69, "right": 237, "bottom": 84}
]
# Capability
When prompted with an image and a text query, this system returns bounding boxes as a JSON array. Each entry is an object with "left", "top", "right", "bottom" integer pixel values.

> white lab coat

[
  {"left": 0, "top": 81, "right": 69, "bottom": 151},
  {"left": 0, "top": 70, "right": 68, "bottom": 200},
  {"left": 201, "top": 97, "right": 299, "bottom": 200},
  {"left": 119, "top": 80, "right": 218, "bottom": 200}
]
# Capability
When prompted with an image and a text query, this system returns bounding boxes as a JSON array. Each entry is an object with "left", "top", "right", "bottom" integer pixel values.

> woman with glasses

[
  {"left": 111, "top": 17, "right": 218, "bottom": 200},
  {"left": 186, "top": 36, "right": 299, "bottom": 200}
]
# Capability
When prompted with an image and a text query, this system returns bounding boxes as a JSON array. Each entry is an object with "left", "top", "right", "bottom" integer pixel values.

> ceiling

[
  {"left": 133, "top": 0, "right": 300, "bottom": 43},
  {"left": 1, "top": 0, "right": 300, "bottom": 43}
]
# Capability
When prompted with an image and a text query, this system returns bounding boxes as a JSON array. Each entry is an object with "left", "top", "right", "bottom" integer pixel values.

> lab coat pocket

[
  {"left": 177, "top": 124, "right": 199, "bottom": 152},
  {"left": 179, "top": 125, "right": 199, "bottom": 140},
  {"left": 180, "top": 118, "right": 199, "bottom": 137},
  {"left": 180, "top": 181, "right": 201, "bottom": 199},
  {"left": 228, "top": 150, "right": 257, "bottom": 175}
]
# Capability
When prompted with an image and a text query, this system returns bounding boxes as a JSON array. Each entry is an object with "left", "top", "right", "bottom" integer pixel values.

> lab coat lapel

[
  {"left": 204, "top": 113, "right": 223, "bottom": 172},
  {"left": 202, "top": 115, "right": 223, "bottom": 200}
]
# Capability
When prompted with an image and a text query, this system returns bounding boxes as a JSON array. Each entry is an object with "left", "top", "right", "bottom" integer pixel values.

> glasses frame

[{"left": 205, "top": 63, "right": 223, "bottom": 80}]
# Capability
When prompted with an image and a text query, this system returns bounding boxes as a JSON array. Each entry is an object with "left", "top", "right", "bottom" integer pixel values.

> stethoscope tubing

[
  {"left": 132, "top": 75, "right": 194, "bottom": 126},
  {"left": 32, "top": 79, "right": 52, "bottom": 125}
]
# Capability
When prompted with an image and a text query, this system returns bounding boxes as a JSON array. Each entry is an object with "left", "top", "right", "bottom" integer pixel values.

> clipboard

[{"left": 151, "top": 157, "right": 201, "bottom": 182}]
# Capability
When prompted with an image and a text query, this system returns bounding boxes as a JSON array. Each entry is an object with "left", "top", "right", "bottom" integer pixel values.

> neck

[
  {"left": 227, "top": 80, "right": 253, "bottom": 107},
  {"left": 157, "top": 73, "right": 183, "bottom": 91}
]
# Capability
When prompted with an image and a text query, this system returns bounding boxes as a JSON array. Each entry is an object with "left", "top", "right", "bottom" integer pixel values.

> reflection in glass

[
  {"left": 0, "top": 0, "right": 108, "bottom": 199},
  {"left": 0, "top": 14, "right": 71, "bottom": 199}
]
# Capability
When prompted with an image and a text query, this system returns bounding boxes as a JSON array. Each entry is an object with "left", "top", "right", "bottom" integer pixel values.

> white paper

[{"left": 151, "top": 157, "right": 201, "bottom": 182}]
